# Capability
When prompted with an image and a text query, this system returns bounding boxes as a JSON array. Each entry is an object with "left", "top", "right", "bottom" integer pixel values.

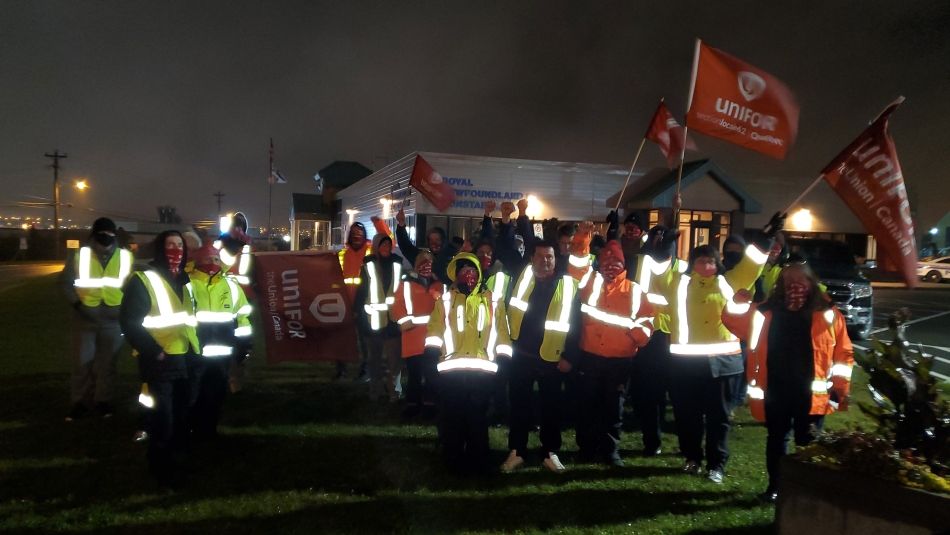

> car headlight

[{"left": 853, "top": 285, "right": 872, "bottom": 299}]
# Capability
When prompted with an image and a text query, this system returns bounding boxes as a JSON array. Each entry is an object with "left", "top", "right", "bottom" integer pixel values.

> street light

[{"left": 74, "top": 179, "right": 88, "bottom": 191}]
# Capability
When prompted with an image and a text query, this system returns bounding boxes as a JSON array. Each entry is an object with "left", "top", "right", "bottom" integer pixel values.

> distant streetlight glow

[
  {"left": 929, "top": 227, "right": 939, "bottom": 236},
  {"left": 790, "top": 208, "right": 813, "bottom": 232},
  {"left": 282, "top": 234, "right": 291, "bottom": 243},
  {"left": 380, "top": 198, "right": 393, "bottom": 220},
  {"left": 74, "top": 179, "right": 88, "bottom": 191},
  {"left": 524, "top": 194, "right": 543, "bottom": 219}
]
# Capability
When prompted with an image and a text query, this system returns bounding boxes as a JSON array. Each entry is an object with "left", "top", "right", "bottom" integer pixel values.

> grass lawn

[{"left": 0, "top": 274, "right": 876, "bottom": 534}]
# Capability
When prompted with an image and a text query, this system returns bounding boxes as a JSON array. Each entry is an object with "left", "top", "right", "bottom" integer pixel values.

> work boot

[
  {"left": 500, "top": 450, "right": 524, "bottom": 473},
  {"left": 542, "top": 453, "right": 566, "bottom": 473}
]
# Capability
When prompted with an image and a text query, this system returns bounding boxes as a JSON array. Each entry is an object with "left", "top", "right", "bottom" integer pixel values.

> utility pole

[
  {"left": 44, "top": 150, "right": 67, "bottom": 258},
  {"left": 213, "top": 191, "right": 225, "bottom": 216}
]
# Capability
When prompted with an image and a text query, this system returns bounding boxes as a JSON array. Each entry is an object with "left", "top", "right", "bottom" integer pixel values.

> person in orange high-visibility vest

[
  {"left": 336, "top": 222, "right": 371, "bottom": 381},
  {"left": 391, "top": 250, "right": 445, "bottom": 418},
  {"left": 566, "top": 239, "right": 654, "bottom": 467},
  {"left": 725, "top": 260, "right": 853, "bottom": 503}
]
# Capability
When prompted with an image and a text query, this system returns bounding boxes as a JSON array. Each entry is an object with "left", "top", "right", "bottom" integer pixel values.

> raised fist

[
  {"left": 484, "top": 200, "right": 496, "bottom": 215},
  {"left": 517, "top": 198, "right": 529, "bottom": 215},
  {"left": 396, "top": 208, "right": 406, "bottom": 227},
  {"left": 606, "top": 210, "right": 619, "bottom": 226}
]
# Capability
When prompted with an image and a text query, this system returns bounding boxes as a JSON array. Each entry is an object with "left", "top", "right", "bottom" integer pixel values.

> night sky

[{"left": 1, "top": 1, "right": 947, "bottom": 230}]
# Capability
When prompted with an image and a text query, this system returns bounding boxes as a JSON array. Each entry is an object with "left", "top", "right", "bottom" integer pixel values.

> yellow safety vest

[
  {"left": 363, "top": 259, "right": 402, "bottom": 331},
  {"left": 136, "top": 270, "right": 200, "bottom": 356},
  {"left": 73, "top": 247, "right": 133, "bottom": 306},
  {"left": 338, "top": 246, "right": 372, "bottom": 286},
  {"left": 426, "top": 288, "right": 512, "bottom": 373},
  {"left": 189, "top": 271, "right": 253, "bottom": 357},
  {"left": 507, "top": 267, "right": 577, "bottom": 362},
  {"left": 485, "top": 271, "right": 511, "bottom": 359}
]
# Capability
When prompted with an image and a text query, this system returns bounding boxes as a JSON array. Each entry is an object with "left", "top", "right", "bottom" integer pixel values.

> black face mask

[
  {"left": 93, "top": 233, "right": 115, "bottom": 247},
  {"left": 722, "top": 251, "right": 743, "bottom": 270}
]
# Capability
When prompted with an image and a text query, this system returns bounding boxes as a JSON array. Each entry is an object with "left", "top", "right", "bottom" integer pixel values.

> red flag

[
  {"left": 645, "top": 100, "right": 697, "bottom": 168},
  {"left": 686, "top": 41, "right": 800, "bottom": 159},
  {"left": 820, "top": 97, "right": 917, "bottom": 287},
  {"left": 253, "top": 251, "right": 359, "bottom": 363},
  {"left": 409, "top": 154, "right": 455, "bottom": 212}
]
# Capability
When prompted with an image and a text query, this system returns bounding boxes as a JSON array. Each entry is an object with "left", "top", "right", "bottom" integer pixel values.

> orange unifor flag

[{"left": 686, "top": 40, "right": 800, "bottom": 160}]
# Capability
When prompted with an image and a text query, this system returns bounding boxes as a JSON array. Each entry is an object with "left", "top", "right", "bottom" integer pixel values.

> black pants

[
  {"left": 508, "top": 356, "right": 562, "bottom": 457},
  {"left": 668, "top": 356, "right": 736, "bottom": 471},
  {"left": 439, "top": 371, "right": 494, "bottom": 472},
  {"left": 765, "top": 394, "right": 824, "bottom": 491},
  {"left": 488, "top": 356, "right": 510, "bottom": 424},
  {"left": 630, "top": 331, "right": 670, "bottom": 451},
  {"left": 146, "top": 377, "right": 190, "bottom": 480},
  {"left": 576, "top": 354, "right": 633, "bottom": 459},
  {"left": 189, "top": 357, "right": 230, "bottom": 439},
  {"left": 405, "top": 353, "right": 438, "bottom": 408}
]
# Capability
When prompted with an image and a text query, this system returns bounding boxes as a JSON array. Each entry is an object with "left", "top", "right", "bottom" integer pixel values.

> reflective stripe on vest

[
  {"left": 543, "top": 275, "right": 574, "bottom": 333},
  {"left": 486, "top": 273, "right": 508, "bottom": 359},
  {"left": 579, "top": 273, "right": 645, "bottom": 330},
  {"left": 508, "top": 268, "right": 575, "bottom": 361},
  {"left": 442, "top": 292, "right": 455, "bottom": 355},
  {"left": 202, "top": 344, "right": 233, "bottom": 357},
  {"left": 74, "top": 247, "right": 132, "bottom": 306},
  {"left": 671, "top": 274, "right": 742, "bottom": 356},
  {"left": 364, "top": 261, "right": 401, "bottom": 330},
  {"left": 137, "top": 271, "right": 199, "bottom": 356}
]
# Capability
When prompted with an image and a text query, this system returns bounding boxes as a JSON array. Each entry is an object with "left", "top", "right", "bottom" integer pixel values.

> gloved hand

[
  {"left": 606, "top": 210, "right": 619, "bottom": 226},
  {"left": 763, "top": 211, "right": 787, "bottom": 238}
]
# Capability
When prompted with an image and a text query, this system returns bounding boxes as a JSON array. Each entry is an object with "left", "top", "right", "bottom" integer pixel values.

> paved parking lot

[{"left": 863, "top": 285, "right": 950, "bottom": 380}]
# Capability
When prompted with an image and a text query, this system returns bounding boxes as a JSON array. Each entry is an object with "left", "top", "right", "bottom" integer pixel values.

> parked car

[
  {"left": 917, "top": 256, "right": 950, "bottom": 283},
  {"left": 786, "top": 239, "right": 873, "bottom": 340}
]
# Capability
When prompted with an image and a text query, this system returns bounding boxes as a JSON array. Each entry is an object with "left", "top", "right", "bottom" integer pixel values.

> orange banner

[
  {"left": 821, "top": 98, "right": 917, "bottom": 287},
  {"left": 409, "top": 154, "right": 455, "bottom": 212},
  {"left": 686, "top": 41, "right": 800, "bottom": 159},
  {"left": 253, "top": 251, "right": 359, "bottom": 363}
]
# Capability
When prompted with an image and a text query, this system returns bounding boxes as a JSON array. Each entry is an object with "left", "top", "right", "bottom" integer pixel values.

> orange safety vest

[
  {"left": 338, "top": 244, "right": 371, "bottom": 301},
  {"left": 733, "top": 306, "right": 854, "bottom": 421},
  {"left": 578, "top": 270, "right": 654, "bottom": 358},
  {"left": 391, "top": 276, "right": 445, "bottom": 358}
]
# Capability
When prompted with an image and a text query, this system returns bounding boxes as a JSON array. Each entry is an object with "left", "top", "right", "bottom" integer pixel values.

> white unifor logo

[
  {"left": 737, "top": 71, "right": 766, "bottom": 102},
  {"left": 309, "top": 293, "right": 345, "bottom": 323},
  {"left": 430, "top": 173, "right": 443, "bottom": 184}
]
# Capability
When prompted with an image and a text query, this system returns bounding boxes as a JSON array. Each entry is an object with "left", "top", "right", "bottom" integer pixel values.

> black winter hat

[
  {"left": 623, "top": 212, "right": 642, "bottom": 228},
  {"left": 91, "top": 217, "right": 117, "bottom": 235}
]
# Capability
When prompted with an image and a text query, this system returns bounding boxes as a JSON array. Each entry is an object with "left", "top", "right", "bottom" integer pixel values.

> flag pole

[
  {"left": 267, "top": 137, "right": 273, "bottom": 237},
  {"left": 614, "top": 137, "right": 647, "bottom": 212},
  {"left": 783, "top": 175, "right": 824, "bottom": 214},
  {"left": 675, "top": 38, "right": 702, "bottom": 214}
]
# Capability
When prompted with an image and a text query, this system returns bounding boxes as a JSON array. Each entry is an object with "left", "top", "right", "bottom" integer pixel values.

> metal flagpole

[
  {"left": 614, "top": 137, "right": 647, "bottom": 212},
  {"left": 675, "top": 38, "right": 702, "bottom": 212},
  {"left": 267, "top": 138, "right": 273, "bottom": 236}
]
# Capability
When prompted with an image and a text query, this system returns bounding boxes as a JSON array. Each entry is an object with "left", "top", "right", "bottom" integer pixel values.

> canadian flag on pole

[
  {"left": 820, "top": 97, "right": 917, "bottom": 287},
  {"left": 645, "top": 100, "right": 697, "bottom": 168},
  {"left": 686, "top": 41, "right": 800, "bottom": 159}
]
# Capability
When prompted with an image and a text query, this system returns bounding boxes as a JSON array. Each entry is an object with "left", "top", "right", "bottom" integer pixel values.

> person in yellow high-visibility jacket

[
  {"left": 60, "top": 217, "right": 135, "bottom": 421},
  {"left": 652, "top": 213, "right": 780, "bottom": 485},
  {"left": 188, "top": 240, "right": 253, "bottom": 439},
  {"left": 501, "top": 239, "right": 580, "bottom": 474},
  {"left": 425, "top": 252, "right": 512, "bottom": 475},
  {"left": 120, "top": 230, "right": 200, "bottom": 486}
]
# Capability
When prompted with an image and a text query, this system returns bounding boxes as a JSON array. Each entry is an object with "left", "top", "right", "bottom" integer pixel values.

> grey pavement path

[{"left": 0, "top": 262, "right": 63, "bottom": 293}]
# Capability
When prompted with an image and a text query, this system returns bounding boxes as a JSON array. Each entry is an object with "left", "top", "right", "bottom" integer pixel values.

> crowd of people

[{"left": 62, "top": 197, "right": 854, "bottom": 501}]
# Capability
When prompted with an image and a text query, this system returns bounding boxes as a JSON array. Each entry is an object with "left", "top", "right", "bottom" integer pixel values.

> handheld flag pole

[
  {"left": 676, "top": 38, "right": 702, "bottom": 205},
  {"left": 614, "top": 137, "right": 648, "bottom": 212}
]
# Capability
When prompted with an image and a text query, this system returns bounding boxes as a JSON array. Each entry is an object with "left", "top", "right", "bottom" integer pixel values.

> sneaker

[
  {"left": 683, "top": 460, "right": 702, "bottom": 475},
  {"left": 707, "top": 469, "right": 724, "bottom": 484},
  {"left": 542, "top": 453, "right": 566, "bottom": 473},
  {"left": 95, "top": 402, "right": 114, "bottom": 418},
  {"left": 133, "top": 430, "right": 149, "bottom": 442},
  {"left": 500, "top": 450, "right": 525, "bottom": 473},
  {"left": 65, "top": 403, "right": 88, "bottom": 422}
]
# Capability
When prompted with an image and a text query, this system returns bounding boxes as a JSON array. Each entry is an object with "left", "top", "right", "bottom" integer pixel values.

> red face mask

[
  {"left": 457, "top": 268, "right": 478, "bottom": 292},
  {"left": 784, "top": 281, "right": 810, "bottom": 311},
  {"left": 165, "top": 249, "right": 184, "bottom": 274},
  {"left": 693, "top": 257, "right": 718, "bottom": 278},
  {"left": 600, "top": 259, "right": 624, "bottom": 281}
]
